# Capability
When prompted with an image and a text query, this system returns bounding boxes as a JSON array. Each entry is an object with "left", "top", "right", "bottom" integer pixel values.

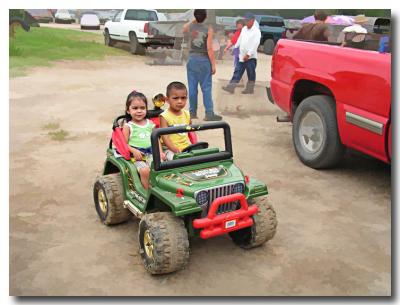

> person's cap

[
  {"left": 354, "top": 14, "right": 368, "bottom": 24},
  {"left": 244, "top": 12, "right": 255, "bottom": 20}
]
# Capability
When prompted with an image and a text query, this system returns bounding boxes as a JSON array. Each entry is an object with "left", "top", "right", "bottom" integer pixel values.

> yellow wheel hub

[
  {"left": 143, "top": 230, "right": 154, "bottom": 259},
  {"left": 98, "top": 189, "right": 108, "bottom": 214}
]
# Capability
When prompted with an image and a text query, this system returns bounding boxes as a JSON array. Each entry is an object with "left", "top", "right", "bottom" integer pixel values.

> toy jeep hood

[
  {"left": 155, "top": 161, "right": 245, "bottom": 194},
  {"left": 182, "top": 165, "right": 226, "bottom": 181}
]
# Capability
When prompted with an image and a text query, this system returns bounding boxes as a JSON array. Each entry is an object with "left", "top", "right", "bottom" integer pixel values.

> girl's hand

[
  {"left": 160, "top": 152, "right": 167, "bottom": 161},
  {"left": 132, "top": 148, "right": 143, "bottom": 161}
]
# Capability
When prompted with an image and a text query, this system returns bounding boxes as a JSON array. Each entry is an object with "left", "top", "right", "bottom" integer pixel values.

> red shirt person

[{"left": 224, "top": 19, "right": 245, "bottom": 67}]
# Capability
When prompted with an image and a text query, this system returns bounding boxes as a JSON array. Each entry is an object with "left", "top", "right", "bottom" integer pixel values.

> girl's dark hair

[
  {"left": 194, "top": 9, "right": 207, "bottom": 23},
  {"left": 125, "top": 90, "right": 148, "bottom": 121}
]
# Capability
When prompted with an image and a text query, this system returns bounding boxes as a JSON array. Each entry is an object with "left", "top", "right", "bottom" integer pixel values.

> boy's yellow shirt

[{"left": 161, "top": 109, "right": 191, "bottom": 151}]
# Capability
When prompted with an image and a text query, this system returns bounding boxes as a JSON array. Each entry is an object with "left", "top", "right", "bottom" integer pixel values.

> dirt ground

[{"left": 9, "top": 40, "right": 391, "bottom": 296}]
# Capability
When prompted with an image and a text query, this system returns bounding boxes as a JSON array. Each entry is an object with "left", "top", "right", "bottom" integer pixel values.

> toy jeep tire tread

[
  {"left": 139, "top": 212, "right": 189, "bottom": 274},
  {"left": 93, "top": 174, "right": 131, "bottom": 225},
  {"left": 229, "top": 197, "right": 277, "bottom": 249}
]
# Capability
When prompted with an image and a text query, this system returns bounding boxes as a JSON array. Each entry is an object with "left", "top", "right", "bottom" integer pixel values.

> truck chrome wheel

[
  {"left": 298, "top": 111, "right": 324, "bottom": 153},
  {"left": 143, "top": 230, "right": 154, "bottom": 259},
  {"left": 97, "top": 189, "right": 108, "bottom": 214},
  {"left": 292, "top": 95, "right": 345, "bottom": 169}
]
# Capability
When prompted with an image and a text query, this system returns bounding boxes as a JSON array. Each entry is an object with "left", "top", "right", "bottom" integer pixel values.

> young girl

[{"left": 122, "top": 91, "right": 165, "bottom": 189}]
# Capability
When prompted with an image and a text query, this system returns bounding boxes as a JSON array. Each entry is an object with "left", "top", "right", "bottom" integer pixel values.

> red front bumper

[{"left": 192, "top": 193, "right": 258, "bottom": 239}]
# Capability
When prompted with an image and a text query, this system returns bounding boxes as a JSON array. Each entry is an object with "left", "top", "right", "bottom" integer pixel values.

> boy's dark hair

[
  {"left": 314, "top": 10, "right": 328, "bottom": 21},
  {"left": 194, "top": 9, "right": 207, "bottom": 23},
  {"left": 166, "top": 81, "right": 187, "bottom": 97},
  {"left": 125, "top": 90, "right": 148, "bottom": 121}
]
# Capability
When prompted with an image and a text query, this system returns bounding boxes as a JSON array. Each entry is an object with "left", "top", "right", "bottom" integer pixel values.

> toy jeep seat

[{"left": 110, "top": 113, "right": 198, "bottom": 161}]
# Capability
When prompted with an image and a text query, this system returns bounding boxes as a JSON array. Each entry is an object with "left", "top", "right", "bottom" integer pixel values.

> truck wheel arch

[
  {"left": 129, "top": 31, "right": 145, "bottom": 55},
  {"left": 292, "top": 80, "right": 335, "bottom": 115}
]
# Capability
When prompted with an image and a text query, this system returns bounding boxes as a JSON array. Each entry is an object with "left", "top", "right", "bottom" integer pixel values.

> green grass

[
  {"left": 42, "top": 122, "right": 60, "bottom": 130},
  {"left": 48, "top": 129, "right": 69, "bottom": 141},
  {"left": 9, "top": 27, "right": 128, "bottom": 77}
]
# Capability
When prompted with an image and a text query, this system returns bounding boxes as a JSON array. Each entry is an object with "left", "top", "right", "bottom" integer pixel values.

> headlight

[
  {"left": 195, "top": 190, "right": 209, "bottom": 206},
  {"left": 232, "top": 183, "right": 245, "bottom": 194}
]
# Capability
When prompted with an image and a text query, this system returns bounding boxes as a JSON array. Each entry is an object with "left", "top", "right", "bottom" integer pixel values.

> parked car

[
  {"left": 104, "top": 9, "right": 169, "bottom": 55},
  {"left": 96, "top": 10, "right": 115, "bottom": 25},
  {"left": 255, "top": 15, "right": 286, "bottom": 55},
  {"left": 55, "top": 9, "right": 74, "bottom": 24},
  {"left": 80, "top": 13, "right": 100, "bottom": 30},
  {"left": 267, "top": 39, "right": 391, "bottom": 168}
]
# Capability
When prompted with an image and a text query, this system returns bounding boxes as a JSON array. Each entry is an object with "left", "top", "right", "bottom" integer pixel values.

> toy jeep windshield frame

[{"left": 151, "top": 121, "right": 233, "bottom": 171}]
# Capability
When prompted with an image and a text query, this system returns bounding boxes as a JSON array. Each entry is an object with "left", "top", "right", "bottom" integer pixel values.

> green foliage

[
  {"left": 42, "top": 122, "right": 60, "bottom": 130},
  {"left": 9, "top": 9, "right": 25, "bottom": 19},
  {"left": 9, "top": 43, "right": 22, "bottom": 56},
  {"left": 9, "top": 27, "right": 127, "bottom": 77},
  {"left": 48, "top": 129, "right": 69, "bottom": 141}
]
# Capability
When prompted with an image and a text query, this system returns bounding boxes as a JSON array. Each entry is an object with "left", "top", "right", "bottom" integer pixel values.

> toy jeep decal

[
  {"left": 130, "top": 190, "right": 146, "bottom": 204},
  {"left": 125, "top": 168, "right": 146, "bottom": 204},
  {"left": 182, "top": 166, "right": 227, "bottom": 181}
]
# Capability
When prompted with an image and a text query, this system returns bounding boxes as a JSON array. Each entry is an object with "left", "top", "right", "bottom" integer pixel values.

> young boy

[{"left": 160, "top": 81, "right": 192, "bottom": 160}]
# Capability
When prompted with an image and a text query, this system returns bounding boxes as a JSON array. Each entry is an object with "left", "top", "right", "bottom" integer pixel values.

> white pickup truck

[{"left": 103, "top": 9, "right": 170, "bottom": 54}]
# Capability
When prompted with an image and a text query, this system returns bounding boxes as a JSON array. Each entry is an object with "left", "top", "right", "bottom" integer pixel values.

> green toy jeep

[{"left": 93, "top": 119, "right": 277, "bottom": 275}]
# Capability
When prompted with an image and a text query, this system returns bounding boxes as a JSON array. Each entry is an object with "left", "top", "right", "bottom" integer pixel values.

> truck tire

[
  {"left": 292, "top": 95, "right": 345, "bottom": 169},
  {"left": 104, "top": 29, "right": 116, "bottom": 46},
  {"left": 138, "top": 212, "right": 189, "bottom": 274},
  {"left": 93, "top": 173, "right": 131, "bottom": 225},
  {"left": 263, "top": 39, "right": 275, "bottom": 55},
  {"left": 229, "top": 197, "right": 277, "bottom": 249},
  {"left": 129, "top": 32, "right": 145, "bottom": 55}
]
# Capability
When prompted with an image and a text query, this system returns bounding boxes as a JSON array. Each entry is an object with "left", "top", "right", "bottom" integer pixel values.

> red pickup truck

[{"left": 267, "top": 39, "right": 391, "bottom": 168}]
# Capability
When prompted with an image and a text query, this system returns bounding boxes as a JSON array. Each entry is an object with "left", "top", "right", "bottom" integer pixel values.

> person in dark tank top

[
  {"left": 183, "top": 9, "right": 222, "bottom": 121},
  {"left": 293, "top": 10, "right": 330, "bottom": 42}
]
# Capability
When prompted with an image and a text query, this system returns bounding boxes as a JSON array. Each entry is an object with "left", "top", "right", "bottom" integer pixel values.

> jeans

[
  {"left": 187, "top": 54, "right": 214, "bottom": 115},
  {"left": 232, "top": 47, "right": 239, "bottom": 67},
  {"left": 229, "top": 58, "right": 257, "bottom": 85}
]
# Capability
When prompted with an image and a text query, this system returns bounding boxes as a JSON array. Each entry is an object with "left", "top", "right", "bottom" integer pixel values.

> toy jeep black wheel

[
  {"left": 138, "top": 212, "right": 189, "bottom": 274},
  {"left": 93, "top": 173, "right": 131, "bottom": 225},
  {"left": 229, "top": 197, "right": 277, "bottom": 249}
]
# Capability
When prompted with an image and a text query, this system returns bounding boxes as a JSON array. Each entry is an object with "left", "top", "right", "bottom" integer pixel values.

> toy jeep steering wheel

[{"left": 182, "top": 142, "right": 209, "bottom": 153}]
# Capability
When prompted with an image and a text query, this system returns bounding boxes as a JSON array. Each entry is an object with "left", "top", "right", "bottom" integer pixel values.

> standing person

[
  {"left": 224, "top": 19, "right": 245, "bottom": 68},
  {"left": 340, "top": 14, "right": 368, "bottom": 48},
  {"left": 222, "top": 12, "right": 261, "bottom": 94},
  {"left": 183, "top": 9, "right": 222, "bottom": 121},
  {"left": 292, "top": 10, "right": 330, "bottom": 41}
]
